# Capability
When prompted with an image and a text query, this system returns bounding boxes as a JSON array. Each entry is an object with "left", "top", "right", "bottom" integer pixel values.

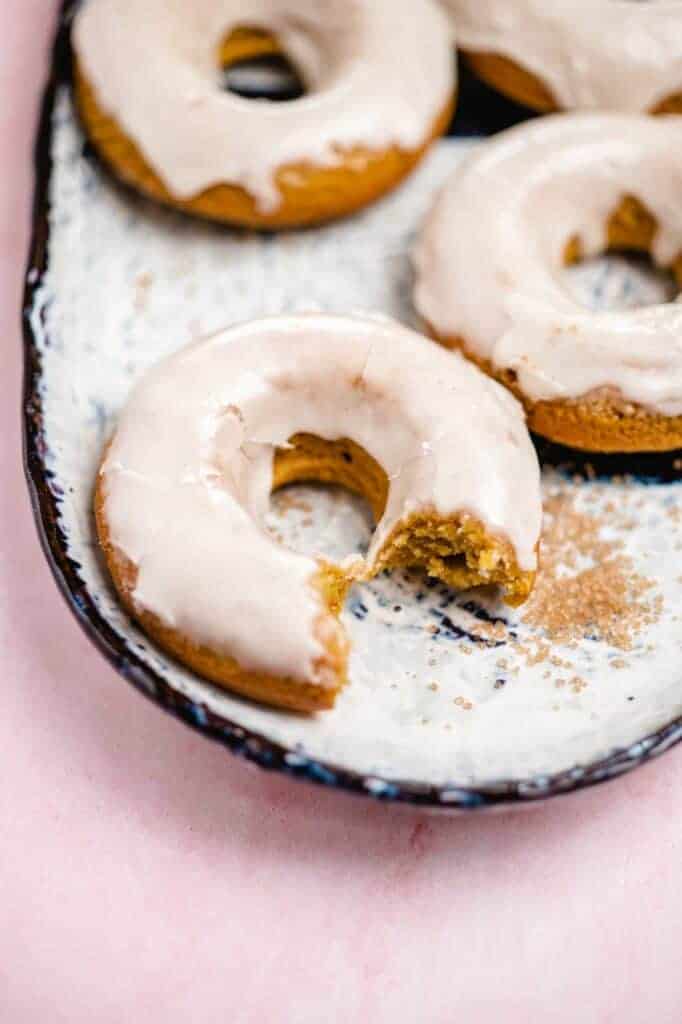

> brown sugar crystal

[{"left": 521, "top": 487, "right": 660, "bottom": 650}]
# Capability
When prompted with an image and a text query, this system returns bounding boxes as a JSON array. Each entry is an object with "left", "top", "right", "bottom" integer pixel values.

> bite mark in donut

[
  {"left": 413, "top": 114, "right": 682, "bottom": 453},
  {"left": 95, "top": 315, "right": 541, "bottom": 713}
]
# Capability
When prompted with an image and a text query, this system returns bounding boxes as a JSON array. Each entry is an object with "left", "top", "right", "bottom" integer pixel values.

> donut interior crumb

[
  {"left": 273, "top": 432, "right": 534, "bottom": 606},
  {"left": 371, "top": 511, "right": 533, "bottom": 606}
]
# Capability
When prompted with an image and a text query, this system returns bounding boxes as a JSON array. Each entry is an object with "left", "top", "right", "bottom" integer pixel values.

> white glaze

[
  {"left": 35, "top": 99, "right": 682, "bottom": 786},
  {"left": 101, "top": 314, "right": 541, "bottom": 685},
  {"left": 414, "top": 113, "right": 682, "bottom": 415},
  {"left": 72, "top": 0, "right": 455, "bottom": 211},
  {"left": 441, "top": 0, "right": 682, "bottom": 112}
]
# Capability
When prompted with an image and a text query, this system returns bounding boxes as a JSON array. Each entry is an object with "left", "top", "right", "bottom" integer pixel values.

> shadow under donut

[{"left": 533, "top": 436, "right": 682, "bottom": 484}]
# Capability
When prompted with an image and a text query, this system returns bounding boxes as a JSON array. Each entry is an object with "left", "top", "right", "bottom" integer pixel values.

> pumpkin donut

[
  {"left": 71, "top": 0, "right": 456, "bottom": 229},
  {"left": 413, "top": 113, "right": 682, "bottom": 453},
  {"left": 440, "top": 0, "right": 682, "bottom": 114},
  {"left": 95, "top": 314, "right": 541, "bottom": 713}
]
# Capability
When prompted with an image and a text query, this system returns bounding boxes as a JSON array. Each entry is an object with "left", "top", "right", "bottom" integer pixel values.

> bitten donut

[
  {"left": 413, "top": 114, "right": 682, "bottom": 453},
  {"left": 440, "top": 0, "right": 682, "bottom": 114},
  {"left": 72, "top": 0, "right": 456, "bottom": 229},
  {"left": 95, "top": 314, "right": 542, "bottom": 713}
]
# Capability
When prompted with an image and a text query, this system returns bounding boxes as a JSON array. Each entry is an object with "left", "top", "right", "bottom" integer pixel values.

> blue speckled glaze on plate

[{"left": 22, "top": 3, "right": 682, "bottom": 811}]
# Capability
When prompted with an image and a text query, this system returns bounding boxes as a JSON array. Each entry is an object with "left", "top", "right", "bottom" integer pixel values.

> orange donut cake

[
  {"left": 413, "top": 113, "right": 682, "bottom": 453},
  {"left": 72, "top": 0, "right": 456, "bottom": 229},
  {"left": 95, "top": 315, "right": 542, "bottom": 713},
  {"left": 440, "top": 0, "right": 682, "bottom": 114}
]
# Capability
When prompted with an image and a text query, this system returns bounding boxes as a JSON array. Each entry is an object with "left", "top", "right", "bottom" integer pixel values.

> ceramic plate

[{"left": 23, "top": 4, "right": 682, "bottom": 810}]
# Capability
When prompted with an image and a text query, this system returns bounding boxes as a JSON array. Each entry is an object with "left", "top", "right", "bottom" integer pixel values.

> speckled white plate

[{"left": 23, "top": 9, "right": 682, "bottom": 810}]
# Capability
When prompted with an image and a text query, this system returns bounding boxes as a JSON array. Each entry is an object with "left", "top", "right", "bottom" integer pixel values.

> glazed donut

[
  {"left": 95, "top": 314, "right": 542, "bottom": 713},
  {"left": 440, "top": 0, "right": 682, "bottom": 114},
  {"left": 72, "top": 0, "right": 456, "bottom": 229},
  {"left": 413, "top": 113, "right": 682, "bottom": 453}
]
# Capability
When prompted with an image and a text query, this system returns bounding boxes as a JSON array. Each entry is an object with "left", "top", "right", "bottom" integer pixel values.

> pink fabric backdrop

[{"left": 2, "top": 4, "right": 680, "bottom": 1020}]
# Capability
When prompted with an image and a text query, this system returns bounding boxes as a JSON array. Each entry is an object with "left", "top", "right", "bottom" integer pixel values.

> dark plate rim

[{"left": 20, "top": 0, "right": 682, "bottom": 812}]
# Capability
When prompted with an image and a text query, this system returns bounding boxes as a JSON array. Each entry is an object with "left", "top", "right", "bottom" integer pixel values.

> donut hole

[
  {"left": 219, "top": 27, "right": 306, "bottom": 101},
  {"left": 268, "top": 482, "right": 375, "bottom": 566},
  {"left": 563, "top": 250, "right": 678, "bottom": 312},
  {"left": 273, "top": 435, "right": 388, "bottom": 521},
  {"left": 268, "top": 435, "right": 384, "bottom": 562},
  {"left": 562, "top": 194, "right": 681, "bottom": 311}
]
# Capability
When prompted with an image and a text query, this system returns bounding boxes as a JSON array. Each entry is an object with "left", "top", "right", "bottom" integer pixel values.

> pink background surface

[{"left": 2, "top": 3, "right": 681, "bottom": 1020}]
